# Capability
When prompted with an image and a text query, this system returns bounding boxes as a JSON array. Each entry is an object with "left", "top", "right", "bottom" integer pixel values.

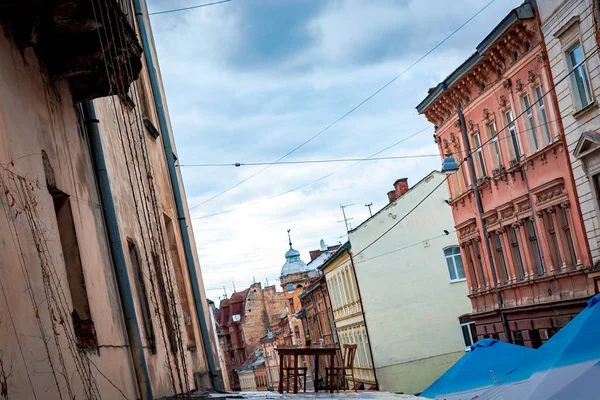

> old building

[
  {"left": 215, "top": 283, "right": 287, "bottom": 391},
  {"left": 0, "top": 1, "right": 219, "bottom": 399},
  {"left": 279, "top": 232, "right": 321, "bottom": 348},
  {"left": 348, "top": 174, "right": 472, "bottom": 394},
  {"left": 417, "top": 1, "right": 596, "bottom": 349},
  {"left": 318, "top": 242, "right": 376, "bottom": 389},
  {"left": 536, "top": 0, "right": 600, "bottom": 292}
]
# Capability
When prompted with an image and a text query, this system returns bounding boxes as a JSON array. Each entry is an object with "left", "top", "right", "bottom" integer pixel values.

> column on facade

[
  {"left": 536, "top": 211, "right": 557, "bottom": 274},
  {"left": 562, "top": 200, "right": 583, "bottom": 267},
  {"left": 499, "top": 227, "right": 518, "bottom": 283},
  {"left": 515, "top": 220, "right": 535, "bottom": 279},
  {"left": 460, "top": 242, "right": 476, "bottom": 292},
  {"left": 549, "top": 205, "right": 570, "bottom": 271}
]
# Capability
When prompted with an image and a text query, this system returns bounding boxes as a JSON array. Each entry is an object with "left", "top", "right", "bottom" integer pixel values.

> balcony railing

[{"left": 0, "top": 0, "right": 142, "bottom": 102}]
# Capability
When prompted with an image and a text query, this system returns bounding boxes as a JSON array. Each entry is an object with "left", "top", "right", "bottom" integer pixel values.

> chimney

[
  {"left": 394, "top": 178, "right": 409, "bottom": 197},
  {"left": 387, "top": 190, "right": 398, "bottom": 203}
]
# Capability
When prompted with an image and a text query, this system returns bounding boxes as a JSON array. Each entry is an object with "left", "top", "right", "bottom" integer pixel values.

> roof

[
  {"left": 479, "top": 294, "right": 600, "bottom": 399},
  {"left": 349, "top": 171, "right": 442, "bottom": 234},
  {"left": 318, "top": 241, "right": 351, "bottom": 272},
  {"left": 415, "top": 1, "right": 534, "bottom": 114},
  {"left": 307, "top": 248, "right": 339, "bottom": 269},
  {"left": 280, "top": 245, "right": 309, "bottom": 277},
  {"left": 420, "top": 338, "right": 535, "bottom": 399}
]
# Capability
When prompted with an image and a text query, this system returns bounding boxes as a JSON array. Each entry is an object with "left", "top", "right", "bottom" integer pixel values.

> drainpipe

[
  {"left": 83, "top": 101, "right": 154, "bottom": 400},
  {"left": 347, "top": 248, "right": 379, "bottom": 390},
  {"left": 133, "top": 0, "right": 220, "bottom": 390}
]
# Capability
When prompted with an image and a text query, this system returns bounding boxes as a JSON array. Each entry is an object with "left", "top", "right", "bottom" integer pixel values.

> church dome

[{"left": 280, "top": 231, "right": 308, "bottom": 277}]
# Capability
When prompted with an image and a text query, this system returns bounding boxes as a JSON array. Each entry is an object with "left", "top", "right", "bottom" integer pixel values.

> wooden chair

[
  {"left": 325, "top": 344, "right": 357, "bottom": 392},
  {"left": 281, "top": 355, "right": 307, "bottom": 393}
]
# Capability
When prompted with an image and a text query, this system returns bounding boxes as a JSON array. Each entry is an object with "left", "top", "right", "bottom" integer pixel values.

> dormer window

[{"left": 514, "top": 51, "right": 519, "bottom": 61}]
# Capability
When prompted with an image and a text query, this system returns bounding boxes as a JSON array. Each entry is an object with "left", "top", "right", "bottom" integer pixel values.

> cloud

[{"left": 147, "top": 0, "right": 523, "bottom": 302}]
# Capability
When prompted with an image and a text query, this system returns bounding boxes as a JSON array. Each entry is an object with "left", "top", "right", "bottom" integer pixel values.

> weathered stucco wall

[{"left": 0, "top": 2, "right": 216, "bottom": 397}]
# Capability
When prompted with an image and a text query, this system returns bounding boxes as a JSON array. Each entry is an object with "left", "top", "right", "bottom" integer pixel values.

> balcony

[{"left": 0, "top": 0, "right": 142, "bottom": 101}]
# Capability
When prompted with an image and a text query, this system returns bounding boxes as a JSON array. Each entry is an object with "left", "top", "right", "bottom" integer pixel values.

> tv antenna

[
  {"left": 338, "top": 204, "right": 354, "bottom": 232},
  {"left": 365, "top": 202, "right": 373, "bottom": 217}
]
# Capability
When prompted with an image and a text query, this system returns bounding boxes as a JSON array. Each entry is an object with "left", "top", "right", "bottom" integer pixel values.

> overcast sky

[{"left": 147, "top": 0, "right": 523, "bottom": 303}]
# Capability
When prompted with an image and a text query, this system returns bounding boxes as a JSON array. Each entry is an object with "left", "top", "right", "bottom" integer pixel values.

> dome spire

[{"left": 287, "top": 228, "right": 292, "bottom": 249}]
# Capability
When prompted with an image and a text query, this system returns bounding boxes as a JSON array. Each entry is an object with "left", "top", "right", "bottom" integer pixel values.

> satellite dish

[{"left": 320, "top": 239, "right": 327, "bottom": 251}]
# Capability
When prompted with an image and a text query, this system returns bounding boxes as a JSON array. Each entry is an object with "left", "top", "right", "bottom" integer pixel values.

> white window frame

[
  {"left": 523, "top": 92, "right": 539, "bottom": 151},
  {"left": 473, "top": 133, "right": 487, "bottom": 177},
  {"left": 535, "top": 85, "right": 552, "bottom": 145},
  {"left": 505, "top": 109, "right": 521, "bottom": 160},
  {"left": 567, "top": 42, "right": 593, "bottom": 111},
  {"left": 444, "top": 246, "right": 466, "bottom": 283},
  {"left": 460, "top": 321, "right": 476, "bottom": 350},
  {"left": 488, "top": 121, "right": 502, "bottom": 168}
]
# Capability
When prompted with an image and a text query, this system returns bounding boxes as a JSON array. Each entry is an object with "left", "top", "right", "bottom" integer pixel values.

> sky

[{"left": 146, "top": 0, "right": 524, "bottom": 303}]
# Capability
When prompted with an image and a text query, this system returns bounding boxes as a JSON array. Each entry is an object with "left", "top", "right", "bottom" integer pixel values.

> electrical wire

[
  {"left": 351, "top": 45, "right": 600, "bottom": 260},
  {"left": 149, "top": 0, "right": 232, "bottom": 16},
  {"left": 192, "top": 126, "right": 432, "bottom": 219},
  {"left": 178, "top": 154, "right": 440, "bottom": 167},
  {"left": 188, "top": 0, "right": 498, "bottom": 210}
]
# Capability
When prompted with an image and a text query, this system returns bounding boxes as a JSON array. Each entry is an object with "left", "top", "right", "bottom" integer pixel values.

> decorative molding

[
  {"left": 515, "top": 78, "right": 524, "bottom": 92},
  {"left": 535, "top": 52, "right": 546, "bottom": 66},
  {"left": 498, "top": 95, "right": 508, "bottom": 110},
  {"left": 502, "top": 79, "right": 511, "bottom": 90},
  {"left": 527, "top": 69, "right": 538, "bottom": 84}
]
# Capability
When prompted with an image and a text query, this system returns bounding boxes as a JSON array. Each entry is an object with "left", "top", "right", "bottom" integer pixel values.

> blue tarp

[
  {"left": 420, "top": 338, "right": 534, "bottom": 400},
  {"left": 479, "top": 294, "right": 600, "bottom": 400}
]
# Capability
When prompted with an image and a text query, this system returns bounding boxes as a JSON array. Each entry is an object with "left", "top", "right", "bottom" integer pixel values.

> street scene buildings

[{"left": 2, "top": 0, "right": 600, "bottom": 399}]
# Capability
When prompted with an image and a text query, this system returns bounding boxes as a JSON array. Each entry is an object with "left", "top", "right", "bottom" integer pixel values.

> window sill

[
  {"left": 572, "top": 100, "right": 597, "bottom": 119},
  {"left": 449, "top": 278, "right": 467, "bottom": 284}
]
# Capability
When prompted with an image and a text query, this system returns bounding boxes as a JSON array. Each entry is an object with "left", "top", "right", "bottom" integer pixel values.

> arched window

[{"left": 444, "top": 246, "right": 466, "bottom": 282}]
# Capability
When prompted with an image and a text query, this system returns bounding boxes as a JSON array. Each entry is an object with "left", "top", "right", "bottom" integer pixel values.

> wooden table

[{"left": 275, "top": 346, "right": 339, "bottom": 394}]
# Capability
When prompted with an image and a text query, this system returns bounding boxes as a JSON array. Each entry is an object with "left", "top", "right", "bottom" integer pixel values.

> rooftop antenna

[
  {"left": 223, "top": 286, "right": 228, "bottom": 299},
  {"left": 365, "top": 202, "right": 373, "bottom": 217},
  {"left": 253, "top": 276, "right": 256, "bottom": 284},
  {"left": 266, "top": 277, "right": 269, "bottom": 286},
  {"left": 337, "top": 204, "right": 355, "bottom": 233},
  {"left": 232, "top": 281, "right": 236, "bottom": 293}
]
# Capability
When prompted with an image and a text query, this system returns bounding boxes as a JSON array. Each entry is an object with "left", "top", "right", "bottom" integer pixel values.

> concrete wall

[
  {"left": 538, "top": 0, "right": 600, "bottom": 265},
  {"left": 0, "top": 2, "right": 215, "bottom": 398},
  {"left": 348, "top": 172, "right": 472, "bottom": 394}
]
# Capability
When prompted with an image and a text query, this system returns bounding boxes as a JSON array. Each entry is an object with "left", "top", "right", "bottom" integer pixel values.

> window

[
  {"left": 493, "top": 232, "right": 509, "bottom": 283},
  {"left": 294, "top": 326, "right": 301, "bottom": 341},
  {"left": 288, "top": 298, "right": 295, "bottom": 314},
  {"left": 513, "top": 330, "right": 525, "bottom": 346},
  {"left": 474, "top": 240, "right": 488, "bottom": 287},
  {"left": 535, "top": 86, "right": 552, "bottom": 144},
  {"left": 568, "top": 43, "right": 593, "bottom": 110},
  {"left": 546, "top": 211, "right": 563, "bottom": 269},
  {"left": 473, "top": 133, "right": 487, "bottom": 177},
  {"left": 509, "top": 226, "right": 525, "bottom": 280},
  {"left": 489, "top": 122, "right": 502, "bottom": 168},
  {"left": 459, "top": 316, "right": 478, "bottom": 349},
  {"left": 53, "top": 193, "right": 97, "bottom": 349},
  {"left": 505, "top": 109, "right": 521, "bottom": 161},
  {"left": 153, "top": 253, "right": 177, "bottom": 355},
  {"left": 527, "top": 219, "right": 544, "bottom": 276},
  {"left": 164, "top": 214, "right": 195, "bottom": 346},
  {"left": 128, "top": 239, "right": 156, "bottom": 353},
  {"left": 444, "top": 246, "right": 466, "bottom": 282},
  {"left": 559, "top": 207, "right": 577, "bottom": 266},
  {"left": 523, "top": 93, "right": 539, "bottom": 151}
]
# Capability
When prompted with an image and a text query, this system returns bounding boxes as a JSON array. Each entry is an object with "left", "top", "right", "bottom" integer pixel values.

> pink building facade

[{"left": 417, "top": 1, "right": 597, "bottom": 347}]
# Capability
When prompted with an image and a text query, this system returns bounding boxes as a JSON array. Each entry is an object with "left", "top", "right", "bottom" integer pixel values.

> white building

[
  {"left": 536, "top": 0, "right": 600, "bottom": 290},
  {"left": 348, "top": 172, "right": 472, "bottom": 394}
]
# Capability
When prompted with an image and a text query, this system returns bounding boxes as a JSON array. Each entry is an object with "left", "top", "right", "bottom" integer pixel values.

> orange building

[{"left": 417, "top": 1, "right": 597, "bottom": 347}]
